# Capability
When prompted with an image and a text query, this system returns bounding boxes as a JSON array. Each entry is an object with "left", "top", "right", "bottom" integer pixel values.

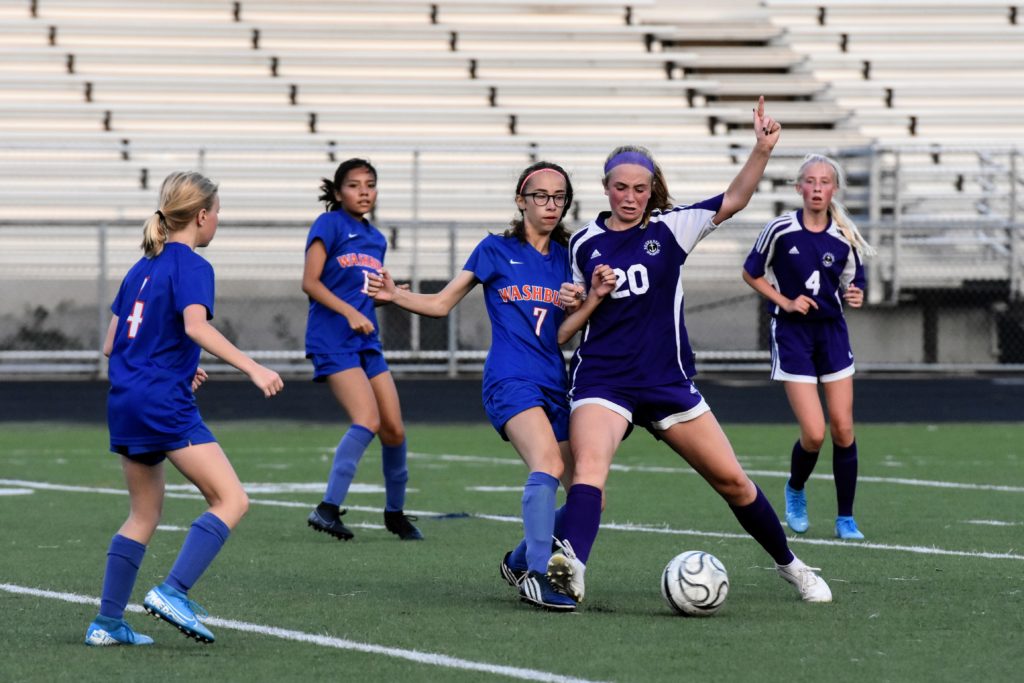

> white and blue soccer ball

[{"left": 661, "top": 550, "right": 729, "bottom": 617}]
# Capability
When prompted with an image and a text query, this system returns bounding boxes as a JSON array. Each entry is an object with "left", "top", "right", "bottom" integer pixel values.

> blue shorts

[
  {"left": 570, "top": 380, "right": 710, "bottom": 435},
  {"left": 770, "top": 316, "right": 855, "bottom": 384},
  {"left": 309, "top": 348, "right": 389, "bottom": 382},
  {"left": 110, "top": 421, "right": 217, "bottom": 466},
  {"left": 483, "top": 379, "right": 570, "bottom": 442}
]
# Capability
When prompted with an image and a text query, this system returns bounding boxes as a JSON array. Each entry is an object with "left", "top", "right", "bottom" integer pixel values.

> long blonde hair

[
  {"left": 797, "top": 154, "right": 875, "bottom": 257},
  {"left": 141, "top": 171, "right": 219, "bottom": 257}
]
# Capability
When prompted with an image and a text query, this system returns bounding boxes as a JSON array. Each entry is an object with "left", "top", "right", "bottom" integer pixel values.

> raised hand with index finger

[{"left": 753, "top": 95, "right": 781, "bottom": 150}]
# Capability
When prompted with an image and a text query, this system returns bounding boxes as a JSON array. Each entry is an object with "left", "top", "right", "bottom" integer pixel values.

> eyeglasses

[{"left": 522, "top": 192, "right": 568, "bottom": 207}]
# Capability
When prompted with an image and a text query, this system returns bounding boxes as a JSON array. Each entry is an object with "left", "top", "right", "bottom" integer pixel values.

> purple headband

[{"left": 603, "top": 151, "right": 656, "bottom": 175}]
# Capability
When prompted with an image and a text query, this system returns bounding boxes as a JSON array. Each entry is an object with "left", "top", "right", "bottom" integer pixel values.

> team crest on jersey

[
  {"left": 643, "top": 239, "right": 661, "bottom": 256},
  {"left": 821, "top": 252, "right": 836, "bottom": 267}
]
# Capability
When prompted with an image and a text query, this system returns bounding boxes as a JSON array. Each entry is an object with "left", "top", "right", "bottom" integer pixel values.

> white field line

[
  {"left": 3, "top": 478, "right": 1022, "bottom": 562},
  {"left": 0, "top": 584, "right": 607, "bottom": 683},
  {"left": 409, "top": 452, "right": 1024, "bottom": 493}
]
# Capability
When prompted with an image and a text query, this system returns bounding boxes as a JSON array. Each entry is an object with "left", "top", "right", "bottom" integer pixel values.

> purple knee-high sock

[
  {"left": 729, "top": 485, "right": 794, "bottom": 565},
  {"left": 833, "top": 440, "right": 858, "bottom": 517},
  {"left": 557, "top": 484, "right": 602, "bottom": 564},
  {"left": 788, "top": 439, "right": 820, "bottom": 490}
]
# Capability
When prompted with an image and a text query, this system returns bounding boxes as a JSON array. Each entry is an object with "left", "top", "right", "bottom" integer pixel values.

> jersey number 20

[{"left": 610, "top": 264, "right": 650, "bottom": 299}]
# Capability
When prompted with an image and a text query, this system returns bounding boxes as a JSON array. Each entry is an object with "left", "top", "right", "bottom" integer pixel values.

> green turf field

[{"left": 1, "top": 422, "right": 1022, "bottom": 682}]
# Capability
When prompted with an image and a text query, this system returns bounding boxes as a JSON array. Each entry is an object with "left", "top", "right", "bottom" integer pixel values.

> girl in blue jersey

[
  {"left": 368, "top": 162, "right": 615, "bottom": 611},
  {"left": 742, "top": 153, "right": 874, "bottom": 541},
  {"left": 85, "top": 171, "right": 284, "bottom": 647},
  {"left": 549, "top": 98, "right": 833, "bottom": 606},
  {"left": 304, "top": 158, "right": 422, "bottom": 543}
]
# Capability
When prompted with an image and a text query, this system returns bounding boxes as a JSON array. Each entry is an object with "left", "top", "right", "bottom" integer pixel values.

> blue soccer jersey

[
  {"left": 107, "top": 242, "right": 215, "bottom": 447},
  {"left": 743, "top": 209, "right": 865, "bottom": 321},
  {"left": 464, "top": 234, "right": 571, "bottom": 398},
  {"left": 568, "top": 195, "right": 723, "bottom": 391},
  {"left": 304, "top": 209, "right": 386, "bottom": 355}
]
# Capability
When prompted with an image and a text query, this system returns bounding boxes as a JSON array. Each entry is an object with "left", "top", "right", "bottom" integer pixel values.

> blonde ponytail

[
  {"left": 797, "top": 154, "right": 875, "bottom": 257},
  {"left": 141, "top": 171, "right": 219, "bottom": 258}
]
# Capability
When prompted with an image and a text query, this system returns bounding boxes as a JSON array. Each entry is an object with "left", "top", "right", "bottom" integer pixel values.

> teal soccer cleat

[
  {"left": 84, "top": 616, "right": 154, "bottom": 646},
  {"left": 143, "top": 583, "right": 215, "bottom": 643},
  {"left": 784, "top": 483, "right": 809, "bottom": 533},
  {"left": 835, "top": 516, "right": 865, "bottom": 540}
]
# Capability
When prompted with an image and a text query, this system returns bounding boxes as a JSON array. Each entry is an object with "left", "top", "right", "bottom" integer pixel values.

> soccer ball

[{"left": 661, "top": 550, "right": 729, "bottom": 617}]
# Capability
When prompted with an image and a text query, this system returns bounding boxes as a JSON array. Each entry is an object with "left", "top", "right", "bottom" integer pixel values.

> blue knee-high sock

[
  {"left": 323, "top": 425, "right": 375, "bottom": 506},
  {"left": 99, "top": 534, "right": 146, "bottom": 620},
  {"left": 729, "top": 485, "right": 794, "bottom": 566},
  {"left": 166, "top": 512, "right": 230, "bottom": 594},
  {"left": 509, "top": 499, "right": 568, "bottom": 569},
  {"left": 833, "top": 440, "right": 858, "bottom": 517},
  {"left": 558, "top": 484, "right": 603, "bottom": 564},
  {"left": 788, "top": 439, "right": 820, "bottom": 490},
  {"left": 381, "top": 439, "right": 408, "bottom": 512},
  {"left": 522, "top": 472, "right": 559, "bottom": 574}
]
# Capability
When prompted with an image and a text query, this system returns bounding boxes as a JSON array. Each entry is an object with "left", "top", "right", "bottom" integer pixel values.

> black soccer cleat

[
  {"left": 383, "top": 510, "right": 424, "bottom": 540},
  {"left": 307, "top": 504, "right": 354, "bottom": 541}
]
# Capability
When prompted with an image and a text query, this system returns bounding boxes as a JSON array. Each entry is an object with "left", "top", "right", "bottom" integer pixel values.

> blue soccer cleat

[
  {"left": 835, "top": 516, "right": 865, "bottom": 540},
  {"left": 519, "top": 571, "right": 576, "bottom": 611},
  {"left": 500, "top": 551, "right": 527, "bottom": 588},
  {"left": 784, "top": 483, "right": 809, "bottom": 533},
  {"left": 84, "top": 616, "right": 154, "bottom": 646},
  {"left": 143, "top": 583, "right": 215, "bottom": 643}
]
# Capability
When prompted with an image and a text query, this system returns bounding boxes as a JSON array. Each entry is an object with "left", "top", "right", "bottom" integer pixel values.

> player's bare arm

[
  {"left": 183, "top": 304, "right": 283, "bottom": 397},
  {"left": 715, "top": 96, "right": 781, "bottom": 224},
  {"left": 373, "top": 269, "right": 477, "bottom": 318}
]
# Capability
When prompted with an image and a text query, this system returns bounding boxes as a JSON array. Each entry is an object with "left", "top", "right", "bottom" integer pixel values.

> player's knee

[
  {"left": 802, "top": 431, "right": 826, "bottom": 452},
  {"left": 536, "top": 456, "right": 564, "bottom": 481},
  {"left": 715, "top": 474, "right": 753, "bottom": 504},
  {"left": 379, "top": 425, "right": 405, "bottom": 446},
  {"left": 236, "top": 490, "right": 250, "bottom": 519},
  {"left": 830, "top": 423, "right": 854, "bottom": 447}
]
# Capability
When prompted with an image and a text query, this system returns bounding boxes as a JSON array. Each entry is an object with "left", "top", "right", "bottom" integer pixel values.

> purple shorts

[
  {"left": 770, "top": 316, "right": 855, "bottom": 384},
  {"left": 309, "top": 348, "right": 389, "bottom": 382},
  {"left": 570, "top": 380, "right": 710, "bottom": 433}
]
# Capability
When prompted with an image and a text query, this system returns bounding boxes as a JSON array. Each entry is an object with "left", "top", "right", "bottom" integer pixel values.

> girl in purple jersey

[
  {"left": 368, "top": 162, "right": 614, "bottom": 611},
  {"left": 304, "top": 158, "right": 422, "bottom": 543},
  {"left": 86, "top": 172, "right": 283, "bottom": 647},
  {"left": 742, "top": 154, "right": 875, "bottom": 541},
  {"left": 548, "top": 98, "right": 833, "bottom": 606}
]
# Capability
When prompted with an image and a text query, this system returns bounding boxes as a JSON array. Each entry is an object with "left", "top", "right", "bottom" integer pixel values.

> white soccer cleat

[
  {"left": 546, "top": 538, "right": 587, "bottom": 603},
  {"left": 776, "top": 557, "right": 832, "bottom": 603}
]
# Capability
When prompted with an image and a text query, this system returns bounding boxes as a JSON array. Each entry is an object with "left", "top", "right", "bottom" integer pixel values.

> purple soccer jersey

[
  {"left": 743, "top": 209, "right": 865, "bottom": 321},
  {"left": 567, "top": 195, "right": 722, "bottom": 393}
]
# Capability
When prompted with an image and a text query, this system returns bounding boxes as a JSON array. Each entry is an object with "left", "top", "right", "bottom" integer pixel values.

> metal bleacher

[{"left": 1, "top": 0, "right": 1022, "bottom": 373}]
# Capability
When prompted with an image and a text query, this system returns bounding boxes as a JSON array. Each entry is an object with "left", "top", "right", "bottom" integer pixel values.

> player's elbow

[{"left": 183, "top": 317, "right": 208, "bottom": 340}]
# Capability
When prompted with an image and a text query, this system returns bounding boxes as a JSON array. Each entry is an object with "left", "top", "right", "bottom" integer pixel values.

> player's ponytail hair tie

[
  {"left": 603, "top": 151, "right": 656, "bottom": 175},
  {"left": 155, "top": 209, "right": 166, "bottom": 222}
]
